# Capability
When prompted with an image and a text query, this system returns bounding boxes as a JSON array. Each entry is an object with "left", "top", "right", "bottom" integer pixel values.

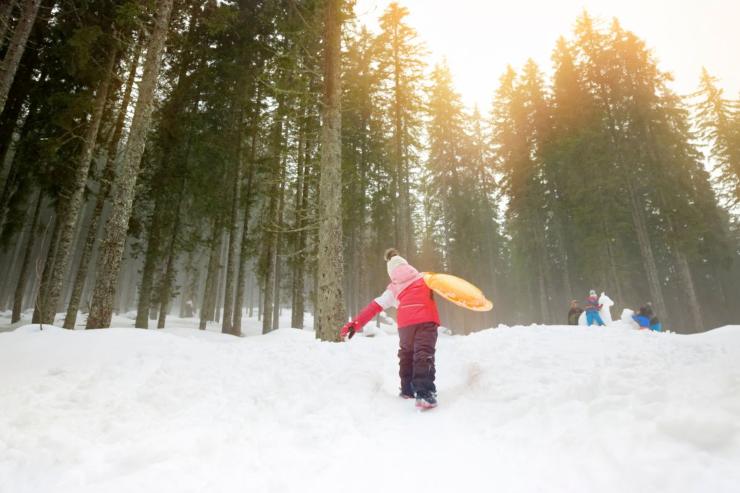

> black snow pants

[{"left": 398, "top": 321, "right": 438, "bottom": 396}]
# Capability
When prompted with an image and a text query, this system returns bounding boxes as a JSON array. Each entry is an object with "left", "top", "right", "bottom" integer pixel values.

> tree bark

[
  {"left": 134, "top": 197, "right": 166, "bottom": 328},
  {"left": 0, "top": 0, "right": 41, "bottom": 114},
  {"left": 40, "top": 48, "right": 118, "bottom": 324},
  {"left": 674, "top": 250, "right": 703, "bottom": 332},
  {"left": 221, "top": 111, "right": 244, "bottom": 335},
  {"left": 31, "top": 215, "right": 58, "bottom": 323},
  {"left": 626, "top": 179, "right": 668, "bottom": 325},
  {"left": 11, "top": 189, "right": 41, "bottom": 323},
  {"left": 261, "top": 101, "right": 285, "bottom": 334},
  {"left": 199, "top": 219, "right": 222, "bottom": 330},
  {"left": 233, "top": 124, "right": 258, "bottom": 334},
  {"left": 63, "top": 42, "right": 141, "bottom": 329},
  {"left": 0, "top": 0, "right": 18, "bottom": 46},
  {"left": 86, "top": 0, "right": 174, "bottom": 329},
  {"left": 291, "top": 120, "right": 309, "bottom": 329},
  {"left": 271, "top": 158, "right": 286, "bottom": 332},
  {"left": 315, "top": 0, "right": 346, "bottom": 341},
  {"left": 156, "top": 182, "right": 185, "bottom": 329}
]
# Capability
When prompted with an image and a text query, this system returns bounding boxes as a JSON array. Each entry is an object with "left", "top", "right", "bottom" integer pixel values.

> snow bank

[{"left": 1, "top": 323, "right": 739, "bottom": 492}]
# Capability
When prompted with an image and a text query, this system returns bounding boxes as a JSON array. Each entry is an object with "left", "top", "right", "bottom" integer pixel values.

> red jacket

[
  {"left": 393, "top": 277, "right": 440, "bottom": 328},
  {"left": 352, "top": 264, "right": 440, "bottom": 330}
]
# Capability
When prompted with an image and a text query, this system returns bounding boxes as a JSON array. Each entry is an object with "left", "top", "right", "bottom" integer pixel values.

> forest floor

[{"left": 0, "top": 312, "right": 739, "bottom": 492}]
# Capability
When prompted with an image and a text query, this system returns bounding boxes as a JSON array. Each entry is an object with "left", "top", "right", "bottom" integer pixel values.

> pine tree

[
  {"left": 375, "top": 2, "right": 426, "bottom": 256},
  {"left": 315, "top": 0, "right": 346, "bottom": 341},
  {"left": 86, "top": 0, "right": 174, "bottom": 329},
  {"left": 0, "top": 0, "right": 42, "bottom": 114},
  {"left": 695, "top": 68, "right": 740, "bottom": 205}
]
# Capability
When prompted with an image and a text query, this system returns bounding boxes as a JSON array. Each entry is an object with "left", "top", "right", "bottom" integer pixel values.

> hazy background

[{"left": 355, "top": 0, "right": 740, "bottom": 109}]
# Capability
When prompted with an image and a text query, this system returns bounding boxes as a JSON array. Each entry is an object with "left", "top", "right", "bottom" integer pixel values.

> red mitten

[
  {"left": 340, "top": 321, "right": 359, "bottom": 340},
  {"left": 340, "top": 301, "right": 383, "bottom": 340}
]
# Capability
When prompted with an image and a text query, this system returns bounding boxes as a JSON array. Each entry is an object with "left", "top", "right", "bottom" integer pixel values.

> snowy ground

[{"left": 1, "top": 313, "right": 739, "bottom": 493}]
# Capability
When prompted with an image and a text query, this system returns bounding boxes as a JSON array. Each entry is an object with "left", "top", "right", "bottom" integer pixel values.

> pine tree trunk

[
  {"left": 674, "top": 250, "right": 703, "bottom": 332},
  {"left": 315, "top": 0, "right": 346, "bottom": 341},
  {"left": 261, "top": 102, "right": 285, "bottom": 334},
  {"left": 0, "top": 1, "right": 17, "bottom": 46},
  {"left": 32, "top": 214, "right": 60, "bottom": 323},
  {"left": 271, "top": 161, "right": 286, "bottom": 332},
  {"left": 86, "top": 0, "right": 174, "bottom": 329},
  {"left": 221, "top": 114, "right": 243, "bottom": 335},
  {"left": 214, "top": 233, "right": 227, "bottom": 323},
  {"left": 11, "top": 190, "right": 42, "bottom": 323},
  {"left": 534, "top": 224, "right": 551, "bottom": 323},
  {"left": 40, "top": 48, "right": 117, "bottom": 324},
  {"left": 134, "top": 198, "right": 166, "bottom": 328},
  {"left": 0, "top": 225, "right": 23, "bottom": 309},
  {"left": 0, "top": 0, "right": 41, "bottom": 114},
  {"left": 626, "top": 180, "right": 668, "bottom": 325},
  {"left": 233, "top": 125, "right": 258, "bottom": 334},
  {"left": 199, "top": 219, "right": 222, "bottom": 330},
  {"left": 291, "top": 122, "right": 309, "bottom": 330},
  {"left": 62, "top": 44, "right": 140, "bottom": 330},
  {"left": 0, "top": 82, "right": 40, "bottom": 229},
  {"left": 156, "top": 183, "right": 185, "bottom": 329}
]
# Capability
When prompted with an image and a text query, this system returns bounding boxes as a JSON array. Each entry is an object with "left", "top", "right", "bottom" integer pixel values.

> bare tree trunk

[
  {"left": 41, "top": 48, "right": 118, "bottom": 324},
  {"left": 0, "top": 0, "right": 40, "bottom": 114},
  {"left": 315, "top": 0, "right": 346, "bottom": 341},
  {"left": 199, "top": 219, "right": 221, "bottom": 330},
  {"left": 63, "top": 43, "right": 141, "bottom": 329},
  {"left": 86, "top": 0, "right": 174, "bottom": 329},
  {"left": 11, "top": 190, "right": 41, "bottom": 323}
]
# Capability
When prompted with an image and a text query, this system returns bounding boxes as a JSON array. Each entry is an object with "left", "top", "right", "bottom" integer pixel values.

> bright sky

[{"left": 354, "top": 0, "right": 740, "bottom": 109}]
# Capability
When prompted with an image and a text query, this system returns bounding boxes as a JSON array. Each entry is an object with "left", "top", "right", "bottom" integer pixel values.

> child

[
  {"left": 567, "top": 300, "right": 583, "bottom": 325},
  {"left": 584, "top": 290, "right": 605, "bottom": 326},
  {"left": 632, "top": 304, "right": 662, "bottom": 332},
  {"left": 340, "top": 248, "right": 441, "bottom": 409}
]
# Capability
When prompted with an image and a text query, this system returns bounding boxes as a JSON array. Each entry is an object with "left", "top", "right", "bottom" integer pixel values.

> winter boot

[{"left": 415, "top": 391, "right": 438, "bottom": 409}]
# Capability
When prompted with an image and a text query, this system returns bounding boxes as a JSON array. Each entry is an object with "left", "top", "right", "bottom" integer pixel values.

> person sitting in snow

[
  {"left": 632, "top": 303, "right": 662, "bottom": 332},
  {"left": 340, "top": 248, "right": 441, "bottom": 409},
  {"left": 568, "top": 300, "right": 583, "bottom": 325},
  {"left": 584, "top": 290, "right": 605, "bottom": 326}
]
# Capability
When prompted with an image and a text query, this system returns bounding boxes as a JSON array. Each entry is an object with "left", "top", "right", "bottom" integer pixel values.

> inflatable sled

[{"left": 422, "top": 273, "right": 493, "bottom": 312}]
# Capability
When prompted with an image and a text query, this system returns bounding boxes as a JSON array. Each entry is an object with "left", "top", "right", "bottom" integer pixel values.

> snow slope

[{"left": 1, "top": 322, "right": 739, "bottom": 492}]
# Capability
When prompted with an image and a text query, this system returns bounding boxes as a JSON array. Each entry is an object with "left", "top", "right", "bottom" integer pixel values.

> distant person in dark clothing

[{"left": 568, "top": 300, "right": 583, "bottom": 325}]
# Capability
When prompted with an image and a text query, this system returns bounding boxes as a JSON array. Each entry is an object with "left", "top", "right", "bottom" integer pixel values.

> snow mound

[{"left": 1, "top": 324, "right": 739, "bottom": 492}]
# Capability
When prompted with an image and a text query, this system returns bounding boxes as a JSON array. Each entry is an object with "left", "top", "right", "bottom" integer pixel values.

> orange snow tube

[{"left": 422, "top": 272, "right": 493, "bottom": 312}]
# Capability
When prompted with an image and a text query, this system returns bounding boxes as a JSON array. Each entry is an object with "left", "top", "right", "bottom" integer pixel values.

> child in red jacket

[{"left": 340, "top": 248, "right": 441, "bottom": 409}]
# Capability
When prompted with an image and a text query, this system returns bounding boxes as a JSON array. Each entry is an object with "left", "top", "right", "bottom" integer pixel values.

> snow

[{"left": 1, "top": 317, "right": 739, "bottom": 492}]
